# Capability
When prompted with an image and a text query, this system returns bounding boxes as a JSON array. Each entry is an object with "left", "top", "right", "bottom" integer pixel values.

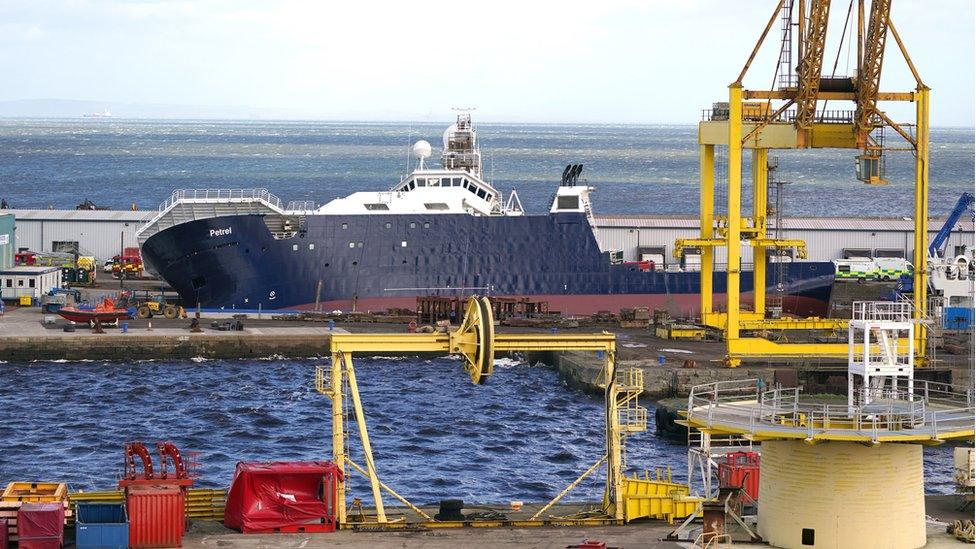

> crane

[
  {"left": 929, "top": 192, "right": 975, "bottom": 259},
  {"left": 677, "top": 0, "right": 934, "bottom": 367}
]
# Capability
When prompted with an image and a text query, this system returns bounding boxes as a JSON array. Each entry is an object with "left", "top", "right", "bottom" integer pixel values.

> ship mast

[{"left": 441, "top": 110, "right": 482, "bottom": 179}]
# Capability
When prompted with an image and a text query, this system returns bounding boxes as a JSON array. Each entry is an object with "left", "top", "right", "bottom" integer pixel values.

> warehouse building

[
  {"left": 4, "top": 209, "right": 972, "bottom": 271},
  {"left": 6, "top": 209, "right": 147, "bottom": 262},
  {"left": 593, "top": 215, "right": 975, "bottom": 269}
]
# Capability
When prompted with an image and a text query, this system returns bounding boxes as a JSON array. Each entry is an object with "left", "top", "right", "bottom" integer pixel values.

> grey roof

[
  {"left": 0, "top": 265, "right": 61, "bottom": 274},
  {"left": 593, "top": 215, "right": 974, "bottom": 232},
  {"left": 4, "top": 209, "right": 150, "bottom": 222}
]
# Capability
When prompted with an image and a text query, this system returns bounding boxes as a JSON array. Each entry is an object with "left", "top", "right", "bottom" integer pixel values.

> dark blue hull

[{"left": 141, "top": 212, "right": 835, "bottom": 315}]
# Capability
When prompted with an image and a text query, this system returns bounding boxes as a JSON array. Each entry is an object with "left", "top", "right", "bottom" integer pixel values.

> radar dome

[{"left": 412, "top": 140, "right": 432, "bottom": 159}]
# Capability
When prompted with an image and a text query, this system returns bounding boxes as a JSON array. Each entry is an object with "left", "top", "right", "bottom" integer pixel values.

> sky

[{"left": 0, "top": 0, "right": 972, "bottom": 125}]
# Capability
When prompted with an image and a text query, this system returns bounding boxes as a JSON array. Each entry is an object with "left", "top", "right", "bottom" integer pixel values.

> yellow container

[
  {"left": 2, "top": 482, "right": 67, "bottom": 502},
  {"left": 18, "top": 295, "right": 32, "bottom": 306}
]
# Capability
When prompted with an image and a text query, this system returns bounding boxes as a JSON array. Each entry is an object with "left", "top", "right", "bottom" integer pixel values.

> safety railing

[
  {"left": 852, "top": 300, "right": 913, "bottom": 321},
  {"left": 286, "top": 200, "right": 317, "bottom": 213},
  {"left": 137, "top": 188, "right": 285, "bottom": 237},
  {"left": 686, "top": 379, "right": 974, "bottom": 442}
]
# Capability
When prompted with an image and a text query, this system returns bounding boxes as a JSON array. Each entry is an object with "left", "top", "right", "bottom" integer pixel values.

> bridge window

[
  {"left": 557, "top": 196, "right": 580, "bottom": 209},
  {"left": 476, "top": 189, "right": 487, "bottom": 199},
  {"left": 416, "top": 178, "right": 427, "bottom": 187}
]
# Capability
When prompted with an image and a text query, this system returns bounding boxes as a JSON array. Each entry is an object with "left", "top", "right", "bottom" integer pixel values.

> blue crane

[{"left": 929, "top": 192, "right": 974, "bottom": 258}]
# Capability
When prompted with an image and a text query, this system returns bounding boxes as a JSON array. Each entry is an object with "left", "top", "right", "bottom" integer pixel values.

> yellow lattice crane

[{"left": 675, "top": 0, "right": 930, "bottom": 367}]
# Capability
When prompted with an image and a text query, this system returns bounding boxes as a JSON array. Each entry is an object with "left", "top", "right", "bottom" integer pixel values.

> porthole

[
  {"left": 325, "top": 263, "right": 330, "bottom": 267},
  {"left": 308, "top": 243, "right": 315, "bottom": 250},
  {"left": 401, "top": 241, "right": 407, "bottom": 247},
  {"left": 410, "top": 222, "right": 416, "bottom": 229},
  {"left": 385, "top": 222, "right": 392, "bottom": 229},
  {"left": 348, "top": 242, "right": 355, "bottom": 248},
  {"left": 292, "top": 244, "right": 298, "bottom": 251},
  {"left": 423, "top": 222, "right": 430, "bottom": 229},
  {"left": 357, "top": 242, "right": 363, "bottom": 248},
  {"left": 341, "top": 223, "right": 348, "bottom": 229},
  {"left": 352, "top": 261, "right": 358, "bottom": 266}
]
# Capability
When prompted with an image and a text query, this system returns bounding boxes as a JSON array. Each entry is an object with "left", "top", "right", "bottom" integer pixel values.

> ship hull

[{"left": 141, "top": 212, "right": 835, "bottom": 316}]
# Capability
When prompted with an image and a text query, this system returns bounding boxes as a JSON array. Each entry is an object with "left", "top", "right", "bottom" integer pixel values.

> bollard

[{"left": 147, "top": 320, "right": 153, "bottom": 331}]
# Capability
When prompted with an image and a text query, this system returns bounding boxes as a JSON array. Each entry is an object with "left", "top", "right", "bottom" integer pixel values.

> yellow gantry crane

[
  {"left": 314, "top": 297, "right": 698, "bottom": 527},
  {"left": 676, "top": 0, "right": 930, "bottom": 367}
]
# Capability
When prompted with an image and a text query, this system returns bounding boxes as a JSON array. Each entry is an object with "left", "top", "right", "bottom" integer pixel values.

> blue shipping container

[
  {"left": 943, "top": 306, "right": 974, "bottom": 330},
  {"left": 75, "top": 503, "right": 128, "bottom": 549}
]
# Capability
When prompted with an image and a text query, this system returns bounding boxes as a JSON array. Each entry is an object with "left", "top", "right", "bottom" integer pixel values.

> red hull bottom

[{"left": 292, "top": 292, "right": 829, "bottom": 319}]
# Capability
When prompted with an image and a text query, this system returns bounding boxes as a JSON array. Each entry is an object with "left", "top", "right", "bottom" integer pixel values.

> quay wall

[{"left": 0, "top": 333, "right": 332, "bottom": 362}]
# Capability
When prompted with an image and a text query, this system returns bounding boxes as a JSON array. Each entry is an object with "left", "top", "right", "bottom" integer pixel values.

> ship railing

[
  {"left": 285, "top": 200, "right": 317, "bottom": 213},
  {"left": 687, "top": 379, "right": 974, "bottom": 441},
  {"left": 137, "top": 188, "right": 285, "bottom": 236}
]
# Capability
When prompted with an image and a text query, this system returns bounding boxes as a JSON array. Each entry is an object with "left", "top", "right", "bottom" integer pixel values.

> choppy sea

[
  {"left": 0, "top": 357, "right": 959, "bottom": 501},
  {"left": 0, "top": 119, "right": 972, "bottom": 216}
]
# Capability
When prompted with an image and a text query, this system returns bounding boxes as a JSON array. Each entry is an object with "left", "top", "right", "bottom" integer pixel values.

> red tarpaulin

[
  {"left": 224, "top": 461, "right": 343, "bottom": 534},
  {"left": 17, "top": 502, "right": 65, "bottom": 549}
]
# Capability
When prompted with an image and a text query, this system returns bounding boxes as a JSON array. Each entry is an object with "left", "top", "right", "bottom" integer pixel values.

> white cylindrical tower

[{"left": 758, "top": 440, "right": 926, "bottom": 549}]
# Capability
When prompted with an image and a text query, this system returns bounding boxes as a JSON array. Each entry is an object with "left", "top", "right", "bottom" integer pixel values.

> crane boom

[
  {"left": 929, "top": 192, "right": 975, "bottom": 258},
  {"left": 794, "top": 0, "right": 831, "bottom": 139},
  {"left": 854, "top": 0, "right": 892, "bottom": 146}
]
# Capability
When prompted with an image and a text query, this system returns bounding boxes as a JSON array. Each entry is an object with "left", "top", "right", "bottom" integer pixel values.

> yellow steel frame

[
  {"left": 320, "top": 297, "right": 640, "bottom": 527},
  {"left": 676, "top": 1, "right": 931, "bottom": 368}
]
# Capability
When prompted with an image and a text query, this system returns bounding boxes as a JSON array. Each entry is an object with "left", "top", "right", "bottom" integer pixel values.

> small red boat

[{"left": 58, "top": 297, "right": 133, "bottom": 324}]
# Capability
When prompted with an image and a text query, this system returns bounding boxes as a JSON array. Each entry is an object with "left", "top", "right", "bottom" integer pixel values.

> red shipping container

[
  {"left": 718, "top": 451, "right": 760, "bottom": 501},
  {"left": 17, "top": 502, "right": 65, "bottom": 548},
  {"left": 126, "top": 485, "right": 186, "bottom": 548}
]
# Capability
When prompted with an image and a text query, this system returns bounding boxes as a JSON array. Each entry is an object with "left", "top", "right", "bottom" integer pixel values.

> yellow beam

[
  {"left": 331, "top": 333, "right": 617, "bottom": 354},
  {"left": 752, "top": 148, "right": 768, "bottom": 316},
  {"left": 738, "top": 318, "right": 848, "bottom": 331},
  {"left": 751, "top": 238, "right": 808, "bottom": 259},
  {"left": 701, "top": 144, "right": 715, "bottom": 316},
  {"left": 743, "top": 90, "right": 915, "bottom": 101},
  {"left": 726, "top": 85, "right": 743, "bottom": 344},
  {"left": 914, "top": 88, "right": 930, "bottom": 362}
]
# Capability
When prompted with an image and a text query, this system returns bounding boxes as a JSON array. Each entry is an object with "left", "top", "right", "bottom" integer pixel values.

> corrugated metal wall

[
  {"left": 10, "top": 213, "right": 143, "bottom": 261},
  {"left": 596, "top": 223, "right": 975, "bottom": 263}
]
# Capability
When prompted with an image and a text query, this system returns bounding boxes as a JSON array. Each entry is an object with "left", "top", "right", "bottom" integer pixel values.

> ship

[{"left": 137, "top": 114, "right": 835, "bottom": 316}]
